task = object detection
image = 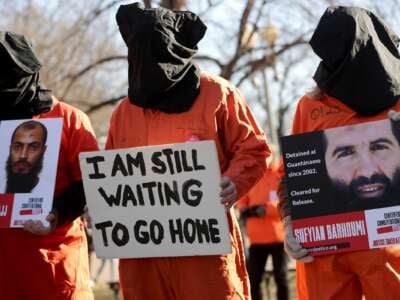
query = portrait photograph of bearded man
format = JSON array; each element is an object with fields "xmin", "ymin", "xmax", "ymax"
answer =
[
  {"xmin": 323, "ymin": 118, "xmax": 400, "ymax": 212},
  {"xmin": 5, "ymin": 120, "xmax": 47, "ymax": 193}
]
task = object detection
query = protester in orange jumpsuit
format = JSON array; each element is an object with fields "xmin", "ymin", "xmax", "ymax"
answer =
[
  {"xmin": 279, "ymin": 6, "xmax": 400, "ymax": 300},
  {"xmin": 237, "ymin": 162, "xmax": 289, "ymax": 300},
  {"xmin": 106, "ymin": 3, "xmax": 270, "ymax": 299},
  {"xmin": 0, "ymin": 31, "xmax": 98, "ymax": 299}
]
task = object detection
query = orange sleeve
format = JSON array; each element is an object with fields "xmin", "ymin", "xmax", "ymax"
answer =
[
  {"xmin": 66, "ymin": 108, "xmax": 99, "ymax": 181},
  {"xmin": 291, "ymin": 97, "xmax": 310, "ymax": 135},
  {"xmin": 217, "ymin": 87, "xmax": 270, "ymax": 199}
]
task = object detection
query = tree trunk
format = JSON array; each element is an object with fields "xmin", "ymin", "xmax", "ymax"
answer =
[{"xmin": 160, "ymin": 0, "xmax": 186, "ymax": 10}]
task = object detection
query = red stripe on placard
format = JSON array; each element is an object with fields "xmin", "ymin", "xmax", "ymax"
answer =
[
  {"xmin": 0, "ymin": 194, "xmax": 14, "ymax": 227},
  {"xmin": 377, "ymin": 226, "xmax": 394, "ymax": 234},
  {"xmin": 19, "ymin": 208, "xmax": 42, "ymax": 215},
  {"xmin": 292, "ymin": 211, "xmax": 369, "ymax": 255},
  {"xmin": 376, "ymin": 224, "xmax": 400, "ymax": 234}
]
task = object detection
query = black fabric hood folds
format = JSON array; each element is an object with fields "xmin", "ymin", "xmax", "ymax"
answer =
[
  {"xmin": 0, "ymin": 31, "xmax": 52, "ymax": 120},
  {"xmin": 310, "ymin": 6, "xmax": 400, "ymax": 115},
  {"xmin": 116, "ymin": 2, "xmax": 207, "ymax": 113}
]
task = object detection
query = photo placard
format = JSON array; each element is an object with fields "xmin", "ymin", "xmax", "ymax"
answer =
[{"xmin": 281, "ymin": 118, "xmax": 400, "ymax": 255}]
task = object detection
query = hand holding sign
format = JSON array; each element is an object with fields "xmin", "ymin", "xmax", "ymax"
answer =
[
  {"xmin": 283, "ymin": 216, "xmax": 314, "ymax": 263},
  {"xmin": 220, "ymin": 176, "xmax": 237, "ymax": 210},
  {"xmin": 23, "ymin": 211, "xmax": 58, "ymax": 235}
]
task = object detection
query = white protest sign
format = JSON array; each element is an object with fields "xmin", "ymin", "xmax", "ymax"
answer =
[{"xmin": 79, "ymin": 140, "xmax": 231, "ymax": 258}]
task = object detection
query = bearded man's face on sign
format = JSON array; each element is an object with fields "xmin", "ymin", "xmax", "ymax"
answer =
[
  {"xmin": 6, "ymin": 121, "xmax": 47, "ymax": 193},
  {"xmin": 324, "ymin": 121, "xmax": 400, "ymax": 210}
]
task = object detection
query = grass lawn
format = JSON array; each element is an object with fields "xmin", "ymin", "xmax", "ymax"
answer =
[{"xmin": 93, "ymin": 283, "xmax": 121, "ymax": 300}]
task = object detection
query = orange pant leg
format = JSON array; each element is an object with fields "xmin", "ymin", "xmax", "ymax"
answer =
[
  {"xmin": 348, "ymin": 249, "xmax": 400, "ymax": 300},
  {"xmin": 119, "ymin": 258, "xmax": 176, "ymax": 300},
  {"xmin": 296, "ymin": 249, "xmax": 400, "ymax": 300},
  {"xmin": 119, "ymin": 253, "xmax": 249, "ymax": 300},
  {"xmin": 296, "ymin": 255, "xmax": 363, "ymax": 300},
  {"xmin": 0, "ymin": 228, "xmax": 93, "ymax": 300}
]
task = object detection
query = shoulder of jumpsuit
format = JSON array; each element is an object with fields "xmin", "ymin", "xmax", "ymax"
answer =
[
  {"xmin": 33, "ymin": 97, "xmax": 65, "ymax": 125},
  {"xmin": 300, "ymin": 94, "xmax": 400, "ymax": 132},
  {"xmin": 199, "ymin": 71, "xmax": 241, "ymax": 109},
  {"xmin": 108, "ymin": 96, "xmax": 136, "ymax": 124},
  {"xmin": 292, "ymin": 93, "xmax": 358, "ymax": 134},
  {"xmin": 113, "ymin": 96, "xmax": 134, "ymax": 111},
  {"xmin": 35, "ymin": 96, "xmax": 72, "ymax": 120},
  {"xmin": 110, "ymin": 74, "xmax": 236, "ymax": 119}
]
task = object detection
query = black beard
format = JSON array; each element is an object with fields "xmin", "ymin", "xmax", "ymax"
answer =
[
  {"xmin": 331, "ymin": 168, "xmax": 400, "ymax": 211},
  {"xmin": 5, "ymin": 154, "xmax": 44, "ymax": 193}
]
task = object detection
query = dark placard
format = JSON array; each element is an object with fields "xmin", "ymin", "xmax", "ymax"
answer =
[{"xmin": 281, "ymin": 118, "xmax": 400, "ymax": 255}]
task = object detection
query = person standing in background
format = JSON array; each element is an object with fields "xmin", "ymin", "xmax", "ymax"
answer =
[{"xmin": 238, "ymin": 161, "xmax": 289, "ymax": 300}]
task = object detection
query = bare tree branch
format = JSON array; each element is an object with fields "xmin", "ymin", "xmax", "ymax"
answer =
[
  {"xmin": 236, "ymin": 0, "xmax": 255, "ymax": 52},
  {"xmin": 235, "ymin": 35, "xmax": 307, "ymax": 86},
  {"xmin": 194, "ymin": 55, "xmax": 224, "ymax": 68},
  {"xmin": 220, "ymin": 0, "xmax": 255, "ymax": 79},
  {"xmin": 61, "ymin": 0, "xmax": 126, "ymax": 44},
  {"xmin": 85, "ymin": 94, "xmax": 127, "ymax": 114},
  {"xmin": 197, "ymin": 0, "xmax": 224, "ymax": 17},
  {"xmin": 275, "ymin": 52, "xmax": 307, "ymax": 138},
  {"xmin": 143, "ymin": 0, "xmax": 153, "ymax": 8},
  {"xmin": 160, "ymin": 0, "xmax": 187, "ymax": 9},
  {"xmin": 61, "ymin": 55, "xmax": 127, "ymax": 98},
  {"xmin": 62, "ymin": 55, "xmax": 127, "ymax": 81}
]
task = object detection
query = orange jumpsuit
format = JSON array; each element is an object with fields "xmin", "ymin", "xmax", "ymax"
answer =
[
  {"xmin": 289, "ymin": 94, "xmax": 400, "ymax": 300},
  {"xmin": 0, "ymin": 98, "xmax": 98, "ymax": 300},
  {"xmin": 237, "ymin": 166, "xmax": 284, "ymax": 245},
  {"xmin": 106, "ymin": 72, "xmax": 270, "ymax": 300}
]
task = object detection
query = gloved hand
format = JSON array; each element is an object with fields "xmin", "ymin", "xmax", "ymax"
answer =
[
  {"xmin": 283, "ymin": 216, "xmax": 314, "ymax": 263},
  {"xmin": 240, "ymin": 204, "xmax": 266, "ymax": 219},
  {"xmin": 220, "ymin": 176, "xmax": 237, "ymax": 210},
  {"xmin": 23, "ymin": 211, "xmax": 58, "ymax": 235},
  {"xmin": 252, "ymin": 204, "xmax": 266, "ymax": 217}
]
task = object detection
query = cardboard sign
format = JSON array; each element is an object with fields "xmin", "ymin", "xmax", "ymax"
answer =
[
  {"xmin": 281, "ymin": 118, "xmax": 400, "ymax": 255},
  {"xmin": 0, "ymin": 118, "xmax": 63, "ymax": 227},
  {"xmin": 79, "ymin": 140, "xmax": 231, "ymax": 258}
]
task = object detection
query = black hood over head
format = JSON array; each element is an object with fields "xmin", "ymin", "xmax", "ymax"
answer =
[
  {"xmin": 310, "ymin": 6, "xmax": 400, "ymax": 115},
  {"xmin": 116, "ymin": 2, "xmax": 207, "ymax": 113},
  {"xmin": 0, "ymin": 32, "xmax": 52, "ymax": 120}
]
